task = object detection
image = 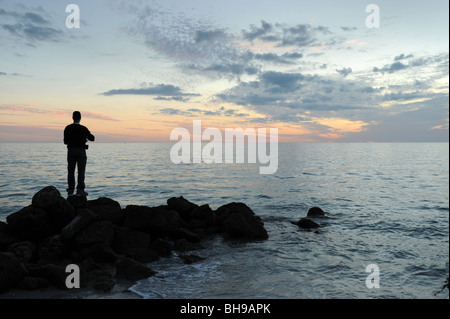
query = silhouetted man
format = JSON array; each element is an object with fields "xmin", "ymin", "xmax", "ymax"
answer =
[{"xmin": 64, "ymin": 111, "xmax": 95, "ymax": 196}]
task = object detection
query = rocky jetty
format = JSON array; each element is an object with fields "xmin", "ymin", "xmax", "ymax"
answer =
[{"xmin": 0, "ymin": 186, "xmax": 268, "ymax": 294}]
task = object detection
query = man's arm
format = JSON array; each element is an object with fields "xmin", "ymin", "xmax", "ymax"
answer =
[{"xmin": 85, "ymin": 127, "xmax": 95, "ymax": 142}]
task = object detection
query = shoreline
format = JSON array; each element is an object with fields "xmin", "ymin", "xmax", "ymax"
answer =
[{"xmin": 0, "ymin": 280, "xmax": 142, "ymax": 299}]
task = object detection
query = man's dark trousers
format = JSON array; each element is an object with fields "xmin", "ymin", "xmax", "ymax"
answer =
[{"xmin": 67, "ymin": 147, "xmax": 87, "ymax": 192}]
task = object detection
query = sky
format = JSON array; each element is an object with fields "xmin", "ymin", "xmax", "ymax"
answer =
[{"xmin": 0, "ymin": 0, "xmax": 448, "ymax": 142}]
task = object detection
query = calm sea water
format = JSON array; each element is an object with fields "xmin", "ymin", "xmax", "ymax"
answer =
[{"xmin": 0, "ymin": 142, "xmax": 448, "ymax": 298}]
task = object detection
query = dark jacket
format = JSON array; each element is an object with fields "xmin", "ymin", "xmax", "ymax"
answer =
[{"xmin": 64, "ymin": 123, "xmax": 95, "ymax": 148}]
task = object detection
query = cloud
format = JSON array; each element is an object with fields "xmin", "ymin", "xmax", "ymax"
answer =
[
  {"xmin": 340, "ymin": 26, "xmax": 357, "ymax": 31},
  {"xmin": 373, "ymin": 61, "xmax": 408, "ymax": 74},
  {"xmin": 242, "ymin": 20, "xmax": 273, "ymax": 41},
  {"xmin": 336, "ymin": 67, "xmax": 352, "ymax": 77},
  {"xmin": 194, "ymin": 29, "xmax": 228, "ymax": 43},
  {"xmin": 100, "ymin": 84, "xmax": 200, "ymax": 101},
  {"xmin": 373, "ymin": 53, "xmax": 448, "ymax": 74},
  {"xmin": 157, "ymin": 106, "xmax": 248, "ymax": 118},
  {"xmin": 0, "ymin": 8, "xmax": 63, "ymax": 43},
  {"xmin": 394, "ymin": 53, "xmax": 413, "ymax": 61}
]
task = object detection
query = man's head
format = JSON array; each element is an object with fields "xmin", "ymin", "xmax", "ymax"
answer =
[{"xmin": 72, "ymin": 111, "xmax": 81, "ymax": 123}]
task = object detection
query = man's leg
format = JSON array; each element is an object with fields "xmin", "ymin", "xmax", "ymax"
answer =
[
  {"xmin": 67, "ymin": 149, "xmax": 76, "ymax": 195},
  {"xmin": 76, "ymin": 149, "xmax": 87, "ymax": 195}
]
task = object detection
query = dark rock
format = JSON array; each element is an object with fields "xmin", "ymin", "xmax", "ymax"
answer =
[
  {"xmin": 126, "ymin": 247, "xmax": 159, "ymax": 263},
  {"xmin": 60, "ymin": 208, "xmax": 96, "ymax": 241},
  {"xmin": 124, "ymin": 205, "xmax": 180, "ymax": 237},
  {"xmin": 7, "ymin": 241, "xmax": 36, "ymax": 263},
  {"xmin": 191, "ymin": 204, "xmax": 215, "ymax": 226},
  {"xmin": 25, "ymin": 263, "xmax": 67, "ymax": 289},
  {"xmin": 295, "ymin": 218, "xmax": 320, "ymax": 229},
  {"xmin": 0, "ymin": 252, "xmax": 26, "ymax": 293},
  {"xmin": 150, "ymin": 238, "xmax": 173, "ymax": 257},
  {"xmin": 74, "ymin": 220, "xmax": 114, "ymax": 247},
  {"xmin": 88, "ymin": 197, "xmax": 121, "ymax": 209},
  {"xmin": 167, "ymin": 196, "xmax": 198, "ymax": 220},
  {"xmin": 171, "ymin": 227, "xmax": 202, "ymax": 243},
  {"xmin": 87, "ymin": 243, "xmax": 117, "ymax": 263},
  {"xmin": 88, "ymin": 205, "xmax": 124, "ymax": 225},
  {"xmin": 307, "ymin": 207, "xmax": 326, "ymax": 217},
  {"xmin": 173, "ymin": 238, "xmax": 204, "ymax": 252},
  {"xmin": 112, "ymin": 228, "xmax": 151, "ymax": 255},
  {"xmin": 90, "ymin": 265, "xmax": 116, "ymax": 292},
  {"xmin": 16, "ymin": 276, "xmax": 49, "ymax": 290},
  {"xmin": 31, "ymin": 186, "xmax": 76, "ymax": 231},
  {"xmin": 115, "ymin": 256, "xmax": 157, "ymax": 281},
  {"xmin": 188, "ymin": 219, "xmax": 208, "ymax": 229},
  {"xmin": 215, "ymin": 202, "xmax": 268, "ymax": 240},
  {"xmin": 6, "ymin": 206, "xmax": 54, "ymax": 240},
  {"xmin": 179, "ymin": 254, "xmax": 204, "ymax": 264},
  {"xmin": 66, "ymin": 195, "xmax": 88, "ymax": 209},
  {"xmin": 93, "ymin": 276, "xmax": 115, "ymax": 292},
  {"xmin": 0, "ymin": 221, "xmax": 20, "ymax": 250},
  {"xmin": 37, "ymin": 235, "xmax": 70, "ymax": 265}
]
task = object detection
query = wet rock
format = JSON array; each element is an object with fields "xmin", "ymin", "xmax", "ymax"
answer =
[
  {"xmin": 115, "ymin": 256, "xmax": 157, "ymax": 281},
  {"xmin": 215, "ymin": 202, "xmax": 268, "ymax": 240},
  {"xmin": 294, "ymin": 218, "xmax": 320, "ymax": 229},
  {"xmin": 87, "ymin": 243, "xmax": 117, "ymax": 263},
  {"xmin": 126, "ymin": 247, "xmax": 159, "ymax": 263},
  {"xmin": 171, "ymin": 227, "xmax": 202, "ymax": 243},
  {"xmin": 150, "ymin": 238, "xmax": 173, "ymax": 257},
  {"xmin": 173, "ymin": 238, "xmax": 204, "ymax": 252},
  {"xmin": 307, "ymin": 207, "xmax": 326, "ymax": 217}
]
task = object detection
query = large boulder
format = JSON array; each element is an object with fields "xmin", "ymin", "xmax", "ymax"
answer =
[
  {"xmin": 6, "ymin": 206, "xmax": 54, "ymax": 240},
  {"xmin": 0, "ymin": 253, "xmax": 26, "ymax": 293},
  {"xmin": 167, "ymin": 196, "xmax": 198, "ymax": 220},
  {"xmin": 215, "ymin": 202, "xmax": 268, "ymax": 240},
  {"xmin": 123, "ymin": 205, "xmax": 180, "ymax": 238},
  {"xmin": 31, "ymin": 186, "xmax": 76, "ymax": 231}
]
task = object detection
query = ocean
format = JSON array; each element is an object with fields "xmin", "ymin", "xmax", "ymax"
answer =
[{"xmin": 0, "ymin": 142, "xmax": 448, "ymax": 298}]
